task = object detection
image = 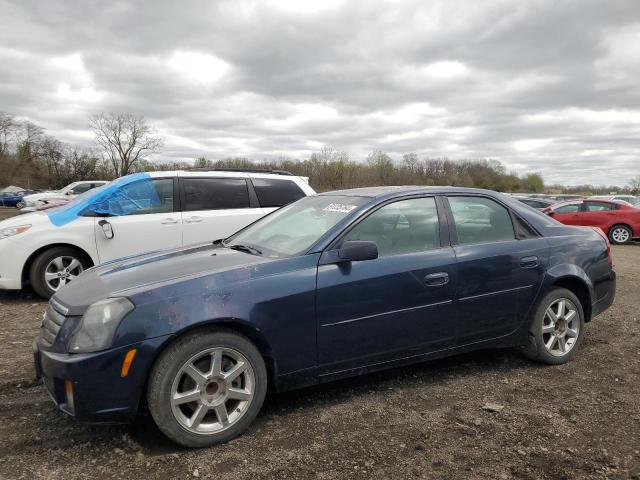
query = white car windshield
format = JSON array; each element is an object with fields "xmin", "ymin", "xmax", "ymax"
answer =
[{"xmin": 225, "ymin": 195, "xmax": 368, "ymax": 258}]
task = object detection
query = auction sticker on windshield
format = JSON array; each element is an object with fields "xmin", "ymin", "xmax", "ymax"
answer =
[{"xmin": 323, "ymin": 203, "xmax": 358, "ymax": 213}]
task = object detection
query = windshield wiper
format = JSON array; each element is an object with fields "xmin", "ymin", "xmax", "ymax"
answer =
[{"xmin": 228, "ymin": 244, "xmax": 262, "ymax": 256}]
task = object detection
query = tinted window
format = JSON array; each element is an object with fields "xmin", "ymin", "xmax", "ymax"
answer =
[
  {"xmin": 70, "ymin": 183, "xmax": 92, "ymax": 194},
  {"xmin": 343, "ymin": 197, "xmax": 440, "ymax": 256},
  {"xmin": 585, "ymin": 201, "xmax": 615, "ymax": 212},
  {"xmin": 92, "ymin": 178, "xmax": 174, "ymax": 216},
  {"xmin": 449, "ymin": 196, "xmax": 515, "ymax": 245},
  {"xmin": 554, "ymin": 203, "xmax": 581, "ymax": 213},
  {"xmin": 251, "ymin": 178, "xmax": 305, "ymax": 208},
  {"xmin": 183, "ymin": 178, "xmax": 250, "ymax": 211}
]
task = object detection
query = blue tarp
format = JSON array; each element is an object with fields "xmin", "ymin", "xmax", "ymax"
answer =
[{"xmin": 47, "ymin": 172, "xmax": 158, "ymax": 227}]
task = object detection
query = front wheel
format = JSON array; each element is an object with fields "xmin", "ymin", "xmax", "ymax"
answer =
[
  {"xmin": 29, "ymin": 247, "xmax": 90, "ymax": 299},
  {"xmin": 523, "ymin": 288, "xmax": 584, "ymax": 365},
  {"xmin": 147, "ymin": 329, "xmax": 267, "ymax": 448},
  {"xmin": 609, "ymin": 225, "xmax": 632, "ymax": 245}
]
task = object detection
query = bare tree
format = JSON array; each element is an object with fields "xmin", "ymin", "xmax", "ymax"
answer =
[
  {"xmin": 0, "ymin": 112, "xmax": 16, "ymax": 156},
  {"xmin": 630, "ymin": 175, "xmax": 640, "ymax": 195},
  {"xmin": 89, "ymin": 113, "xmax": 163, "ymax": 177}
]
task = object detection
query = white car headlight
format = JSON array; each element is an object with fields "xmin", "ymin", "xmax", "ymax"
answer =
[
  {"xmin": 68, "ymin": 297, "xmax": 135, "ymax": 353},
  {"xmin": 0, "ymin": 224, "xmax": 31, "ymax": 239}
]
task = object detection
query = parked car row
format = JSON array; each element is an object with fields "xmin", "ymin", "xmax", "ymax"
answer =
[{"xmin": 19, "ymin": 181, "xmax": 108, "ymax": 211}]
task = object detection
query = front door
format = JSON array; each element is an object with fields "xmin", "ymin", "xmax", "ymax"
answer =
[
  {"xmin": 551, "ymin": 201, "xmax": 584, "ymax": 226},
  {"xmin": 94, "ymin": 177, "xmax": 182, "ymax": 263},
  {"xmin": 316, "ymin": 196, "xmax": 456, "ymax": 370},
  {"xmin": 180, "ymin": 177, "xmax": 264, "ymax": 246},
  {"xmin": 446, "ymin": 195, "xmax": 547, "ymax": 343}
]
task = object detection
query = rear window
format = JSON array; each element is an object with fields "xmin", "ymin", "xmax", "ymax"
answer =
[
  {"xmin": 585, "ymin": 201, "xmax": 615, "ymax": 212},
  {"xmin": 183, "ymin": 178, "xmax": 250, "ymax": 211},
  {"xmin": 449, "ymin": 196, "xmax": 515, "ymax": 245},
  {"xmin": 251, "ymin": 178, "xmax": 306, "ymax": 208}
]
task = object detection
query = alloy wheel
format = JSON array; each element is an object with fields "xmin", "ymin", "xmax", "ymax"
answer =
[
  {"xmin": 611, "ymin": 227, "xmax": 630, "ymax": 244},
  {"xmin": 44, "ymin": 256, "xmax": 84, "ymax": 291},
  {"xmin": 541, "ymin": 298, "xmax": 580, "ymax": 357},
  {"xmin": 170, "ymin": 347, "xmax": 255, "ymax": 435}
]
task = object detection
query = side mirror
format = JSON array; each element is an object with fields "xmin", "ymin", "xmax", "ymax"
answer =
[
  {"xmin": 338, "ymin": 240, "xmax": 378, "ymax": 262},
  {"xmin": 98, "ymin": 219, "xmax": 114, "ymax": 239}
]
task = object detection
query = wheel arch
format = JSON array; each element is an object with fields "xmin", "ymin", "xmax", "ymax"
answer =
[
  {"xmin": 549, "ymin": 276, "xmax": 592, "ymax": 322},
  {"xmin": 21, "ymin": 243, "xmax": 95, "ymax": 285},
  {"xmin": 137, "ymin": 319, "xmax": 277, "ymax": 415},
  {"xmin": 608, "ymin": 223, "xmax": 633, "ymax": 237}
]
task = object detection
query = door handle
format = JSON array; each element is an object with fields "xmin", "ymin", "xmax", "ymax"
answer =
[
  {"xmin": 161, "ymin": 217, "xmax": 179, "ymax": 224},
  {"xmin": 520, "ymin": 256, "xmax": 539, "ymax": 268},
  {"xmin": 424, "ymin": 272, "xmax": 449, "ymax": 286},
  {"xmin": 184, "ymin": 216, "xmax": 203, "ymax": 224}
]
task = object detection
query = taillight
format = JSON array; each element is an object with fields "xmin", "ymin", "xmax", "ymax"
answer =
[{"xmin": 592, "ymin": 227, "xmax": 613, "ymax": 267}]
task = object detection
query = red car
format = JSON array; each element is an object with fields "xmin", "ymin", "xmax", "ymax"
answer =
[{"xmin": 543, "ymin": 199, "xmax": 640, "ymax": 244}]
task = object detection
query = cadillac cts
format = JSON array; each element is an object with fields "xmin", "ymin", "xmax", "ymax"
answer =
[{"xmin": 33, "ymin": 187, "xmax": 616, "ymax": 447}]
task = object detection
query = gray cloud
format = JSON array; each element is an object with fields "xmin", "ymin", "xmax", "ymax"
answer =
[{"xmin": 1, "ymin": 0, "xmax": 640, "ymax": 185}]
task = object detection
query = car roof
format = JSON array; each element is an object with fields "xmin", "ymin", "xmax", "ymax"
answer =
[{"xmin": 318, "ymin": 185, "xmax": 497, "ymax": 198}]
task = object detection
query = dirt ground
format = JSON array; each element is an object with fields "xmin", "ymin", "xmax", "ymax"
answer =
[{"xmin": 0, "ymin": 206, "xmax": 638, "ymax": 479}]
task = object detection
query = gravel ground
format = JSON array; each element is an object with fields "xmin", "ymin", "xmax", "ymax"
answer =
[{"xmin": 0, "ymin": 206, "xmax": 639, "ymax": 479}]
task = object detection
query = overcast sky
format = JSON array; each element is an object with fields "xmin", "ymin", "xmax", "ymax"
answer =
[{"xmin": 1, "ymin": 0, "xmax": 639, "ymax": 186}]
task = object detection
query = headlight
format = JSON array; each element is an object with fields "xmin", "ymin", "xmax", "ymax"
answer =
[
  {"xmin": 0, "ymin": 224, "xmax": 31, "ymax": 239},
  {"xmin": 68, "ymin": 297, "xmax": 134, "ymax": 353}
]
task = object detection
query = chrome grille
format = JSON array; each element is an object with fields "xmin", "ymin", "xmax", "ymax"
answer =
[{"xmin": 40, "ymin": 303, "xmax": 67, "ymax": 346}]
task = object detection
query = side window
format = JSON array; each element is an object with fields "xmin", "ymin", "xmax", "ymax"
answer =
[
  {"xmin": 585, "ymin": 201, "xmax": 614, "ymax": 212},
  {"xmin": 449, "ymin": 196, "xmax": 515, "ymax": 245},
  {"xmin": 343, "ymin": 197, "xmax": 440, "ymax": 256},
  {"xmin": 183, "ymin": 178, "xmax": 250, "ymax": 211},
  {"xmin": 251, "ymin": 178, "xmax": 306, "ymax": 208},
  {"xmin": 92, "ymin": 178, "xmax": 174, "ymax": 216},
  {"xmin": 554, "ymin": 203, "xmax": 581, "ymax": 213},
  {"xmin": 70, "ymin": 183, "xmax": 92, "ymax": 194}
]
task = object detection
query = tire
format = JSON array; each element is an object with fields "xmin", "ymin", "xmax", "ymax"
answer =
[
  {"xmin": 29, "ymin": 246, "xmax": 91, "ymax": 299},
  {"xmin": 608, "ymin": 224, "xmax": 632, "ymax": 245},
  {"xmin": 16, "ymin": 201, "xmax": 25, "ymax": 209},
  {"xmin": 147, "ymin": 329, "xmax": 267, "ymax": 448},
  {"xmin": 523, "ymin": 288, "xmax": 585, "ymax": 365}
]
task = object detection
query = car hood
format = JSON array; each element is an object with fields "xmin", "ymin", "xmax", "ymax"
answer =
[
  {"xmin": 53, "ymin": 243, "xmax": 273, "ymax": 315},
  {"xmin": 0, "ymin": 210, "xmax": 52, "ymax": 229}
]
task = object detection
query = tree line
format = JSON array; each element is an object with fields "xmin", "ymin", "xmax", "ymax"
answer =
[{"xmin": 3, "ymin": 109, "xmax": 634, "ymax": 195}]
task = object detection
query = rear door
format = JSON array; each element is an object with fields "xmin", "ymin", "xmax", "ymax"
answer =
[
  {"xmin": 445, "ymin": 195, "xmax": 547, "ymax": 343},
  {"xmin": 179, "ymin": 174, "xmax": 264, "ymax": 245},
  {"xmin": 94, "ymin": 177, "xmax": 182, "ymax": 262},
  {"xmin": 580, "ymin": 201, "xmax": 617, "ymax": 230}
]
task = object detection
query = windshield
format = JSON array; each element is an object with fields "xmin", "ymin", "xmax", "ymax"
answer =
[{"xmin": 225, "ymin": 195, "xmax": 368, "ymax": 258}]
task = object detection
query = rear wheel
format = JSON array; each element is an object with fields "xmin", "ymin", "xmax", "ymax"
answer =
[
  {"xmin": 524, "ymin": 288, "xmax": 584, "ymax": 365},
  {"xmin": 608, "ymin": 225, "xmax": 632, "ymax": 245},
  {"xmin": 29, "ymin": 247, "xmax": 90, "ymax": 299},
  {"xmin": 147, "ymin": 329, "xmax": 267, "ymax": 448}
]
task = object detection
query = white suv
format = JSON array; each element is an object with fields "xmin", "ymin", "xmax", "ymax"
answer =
[
  {"xmin": 0, "ymin": 169, "xmax": 315, "ymax": 298},
  {"xmin": 20, "ymin": 180, "xmax": 108, "ymax": 211}
]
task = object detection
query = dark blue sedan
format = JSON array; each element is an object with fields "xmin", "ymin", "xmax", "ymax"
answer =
[
  {"xmin": 33, "ymin": 187, "xmax": 616, "ymax": 447},
  {"xmin": 0, "ymin": 190, "xmax": 35, "ymax": 207}
]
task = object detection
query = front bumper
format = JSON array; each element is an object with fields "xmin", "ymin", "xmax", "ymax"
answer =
[
  {"xmin": 33, "ymin": 335, "xmax": 169, "ymax": 423},
  {"xmin": 0, "ymin": 236, "xmax": 31, "ymax": 290}
]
